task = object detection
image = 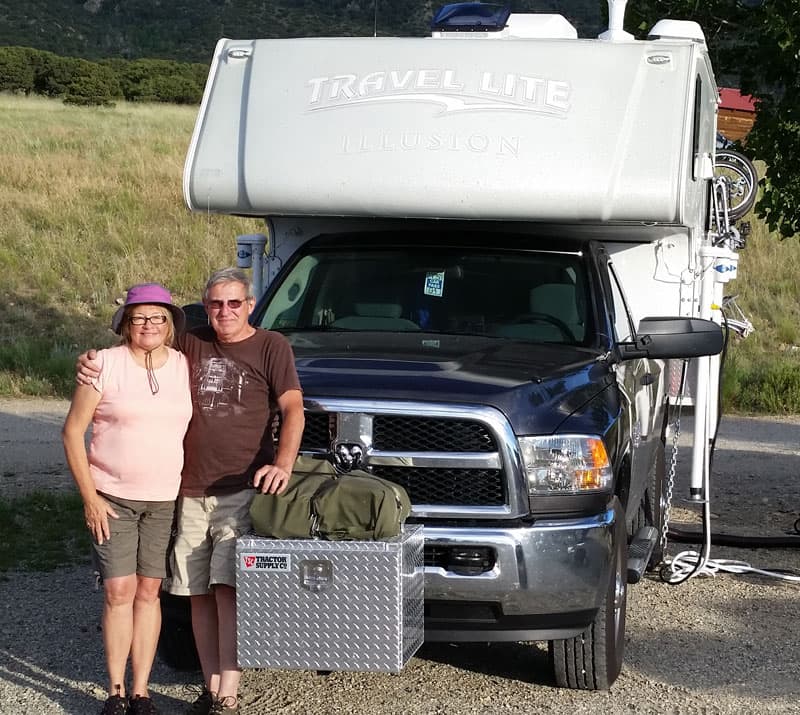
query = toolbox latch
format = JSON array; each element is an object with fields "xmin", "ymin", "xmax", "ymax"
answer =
[{"xmin": 300, "ymin": 559, "xmax": 333, "ymax": 592}]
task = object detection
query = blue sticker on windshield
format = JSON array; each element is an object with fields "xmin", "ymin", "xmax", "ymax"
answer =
[{"xmin": 424, "ymin": 271, "xmax": 445, "ymax": 297}]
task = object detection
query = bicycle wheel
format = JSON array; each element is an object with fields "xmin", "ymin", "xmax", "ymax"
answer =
[{"xmin": 714, "ymin": 149, "xmax": 757, "ymax": 220}]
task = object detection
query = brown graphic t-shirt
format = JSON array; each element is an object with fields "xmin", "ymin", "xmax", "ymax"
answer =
[{"xmin": 176, "ymin": 327, "xmax": 302, "ymax": 496}]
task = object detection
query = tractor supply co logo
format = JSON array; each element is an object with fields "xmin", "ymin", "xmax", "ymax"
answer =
[
  {"xmin": 307, "ymin": 69, "xmax": 571, "ymax": 117},
  {"xmin": 240, "ymin": 553, "xmax": 291, "ymax": 572}
]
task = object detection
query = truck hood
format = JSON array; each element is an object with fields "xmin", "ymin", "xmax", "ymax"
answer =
[{"xmin": 286, "ymin": 331, "xmax": 615, "ymax": 435}]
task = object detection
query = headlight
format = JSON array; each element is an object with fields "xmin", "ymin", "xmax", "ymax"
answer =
[{"xmin": 518, "ymin": 435, "xmax": 612, "ymax": 495}]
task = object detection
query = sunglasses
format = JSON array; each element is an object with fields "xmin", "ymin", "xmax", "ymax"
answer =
[{"xmin": 205, "ymin": 298, "xmax": 250, "ymax": 311}]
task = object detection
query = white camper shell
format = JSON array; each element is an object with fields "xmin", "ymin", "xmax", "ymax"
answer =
[{"xmin": 185, "ymin": 31, "xmax": 717, "ymax": 227}]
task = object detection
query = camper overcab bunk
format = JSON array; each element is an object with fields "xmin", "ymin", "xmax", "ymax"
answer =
[{"xmin": 172, "ymin": 0, "xmax": 734, "ymax": 689}]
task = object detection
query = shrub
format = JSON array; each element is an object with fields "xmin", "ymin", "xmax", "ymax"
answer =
[
  {"xmin": 0, "ymin": 47, "xmax": 38, "ymax": 94},
  {"xmin": 114, "ymin": 58, "xmax": 204, "ymax": 104},
  {"xmin": 33, "ymin": 53, "xmax": 80, "ymax": 97},
  {"xmin": 63, "ymin": 60, "xmax": 122, "ymax": 107},
  {"xmin": 1, "ymin": 48, "xmax": 206, "ymax": 105}
]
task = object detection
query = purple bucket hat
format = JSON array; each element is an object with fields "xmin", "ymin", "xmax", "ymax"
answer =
[{"xmin": 111, "ymin": 283, "xmax": 186, "ymax": 335}]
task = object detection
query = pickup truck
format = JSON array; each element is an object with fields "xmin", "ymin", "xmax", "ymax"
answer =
[{"xmin": 256, "ymin": 227, "xmax": 722, "ymax": 688}]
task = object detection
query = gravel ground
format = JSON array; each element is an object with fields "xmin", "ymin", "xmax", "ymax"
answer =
[{"xmin": 1, "ymin": 397, "xmax": 799, "ymax": 714}]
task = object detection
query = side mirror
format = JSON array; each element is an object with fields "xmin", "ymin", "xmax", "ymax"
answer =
[
  {"xmin": 620, "ymin": 317, "xmax": 724, "ymax": 360},
  {"xmin": 182, "ymin": 302, "xmax": 208, "ymax": 331}
]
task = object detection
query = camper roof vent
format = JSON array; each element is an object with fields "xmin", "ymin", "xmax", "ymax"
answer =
[
  {"xmin": 430, "ymin": 3, "xmax": 511, "ymax": 33},
  {"xmin": 648, "ymin": 19, "xmax": 707, "ymax": 46},
  {"xmin": 431, "ymin": 2, "xmax": 577, "ymax": 40}
]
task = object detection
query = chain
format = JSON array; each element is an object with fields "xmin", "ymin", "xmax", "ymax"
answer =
[{"xmin": 661, "ymin": 362, "xmax": 686, "ymax": 555}]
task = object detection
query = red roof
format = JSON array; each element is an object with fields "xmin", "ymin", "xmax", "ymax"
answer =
[{"xmin": 719, "ymin": 87, "xmax": 756, "ymax": 113}]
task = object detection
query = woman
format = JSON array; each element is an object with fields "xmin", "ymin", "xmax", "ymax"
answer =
[{"xmin": 63, "ymin": 283, "xmax": 193, "ymax": 715}]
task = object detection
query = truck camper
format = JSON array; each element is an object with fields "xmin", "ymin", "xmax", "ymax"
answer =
[{"xmin": 169, "ymin": 0, "xmax": 741, "ymax": 690}]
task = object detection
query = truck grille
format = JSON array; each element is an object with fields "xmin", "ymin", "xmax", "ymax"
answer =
[
  {"xmin": 300, "ymin": 413, "xmax": 498, "ymax": 456},
  {"xmin": 285, "ymin": 408, "xmax": 510, "ymax": 511},
  {"xmin": 300, "ymin": 412, "xmax": 330, "ymax": 451},
  {"xmin": 371, "ymin": 466, "xmax": 504, "ymax": 506},
  {"xmin": 373, "ymin": 416, "xmax": 496, "ymax": 452}
]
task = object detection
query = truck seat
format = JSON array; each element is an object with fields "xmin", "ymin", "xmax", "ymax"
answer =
[
  {"xmin": 331, "ymin": 303, "xmax": 420, "ymax": 331},
  {"xmin": 529, "ymin": 283, "xmax": 584, "ymax": 339},
  {"xmin": 492, "ymin": 283, "xmax": 584, "ymax": 342}
]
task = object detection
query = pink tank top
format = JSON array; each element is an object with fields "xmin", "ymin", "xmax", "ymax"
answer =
[{"xmin": 89, "ymin": 345, "xmax": 192, "ymax": 501}]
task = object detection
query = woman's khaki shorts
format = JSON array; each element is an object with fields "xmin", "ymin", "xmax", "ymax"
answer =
[
  {"xmin": 166, "ymin": 490, "xmax": 253, "ymax": 596},
  {"xmin": 92, "ymin": 492, "xmax": 176, "ymax": 580}
]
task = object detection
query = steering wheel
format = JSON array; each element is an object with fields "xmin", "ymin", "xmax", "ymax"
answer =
[{"xmin": 510, "ymin": 312, "xmax": 576, "ymax": 342}]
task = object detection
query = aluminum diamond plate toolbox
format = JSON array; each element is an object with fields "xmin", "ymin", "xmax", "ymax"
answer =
[{"xmin": 236, "ymin": 525, "xmax": 424, "ymax": 673}]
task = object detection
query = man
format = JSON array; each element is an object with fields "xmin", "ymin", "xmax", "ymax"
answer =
[{"xmin": 80, "ymin": 268, "xmax": 304, "ymax": 715}]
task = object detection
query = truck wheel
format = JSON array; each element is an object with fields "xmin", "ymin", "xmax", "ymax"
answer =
[
  {"xmin": 548, "ymin": 498, "xmax": 627, "ymax": 690},
  {"xmin": 158, "ymin": 593, "xmax": 200, "ymax": 671}
]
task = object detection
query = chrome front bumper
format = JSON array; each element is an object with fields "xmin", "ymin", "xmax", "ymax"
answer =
[{"xmin": 422, "ymin": 507, "xmax": 616, "ymax": 641}]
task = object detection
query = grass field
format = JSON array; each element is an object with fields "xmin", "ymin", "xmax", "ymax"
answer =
[
  {"xmin": 2, "ymin": 93, "xmax": 800, "ymax": 410},
  {"xmin": 0, "ymin": 491, "xmax": 91, "ymax": 571},
  {"xmin": 0, "ymin": 94, "xmax": 261, "ymax": 395}
]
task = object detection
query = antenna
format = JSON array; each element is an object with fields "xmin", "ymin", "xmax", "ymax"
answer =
[
  {"xmin": 373, "ymin": 0, "xmax": 378, "ymax": 37},
  {"xmin": 599, "ymin": 0, "xmax": 633, "ymax": 41}
]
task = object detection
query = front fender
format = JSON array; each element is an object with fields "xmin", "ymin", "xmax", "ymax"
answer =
[{"xmin": 555, "ymin": 384, "xmax": 629, "ymax": 477}]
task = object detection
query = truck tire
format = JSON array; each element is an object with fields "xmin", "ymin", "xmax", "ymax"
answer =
[
  {"xmin": 158, "ymin": 593, "xmax": 200, "ymax": 671},
  {"xmin": 548, "ymin": 498, "xmax": 627, "ymax": 690}
]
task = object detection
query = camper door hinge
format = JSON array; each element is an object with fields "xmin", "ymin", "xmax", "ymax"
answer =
[{"xmin": 694, "ymin": 152, "xmax": 714, "ymax": 180}]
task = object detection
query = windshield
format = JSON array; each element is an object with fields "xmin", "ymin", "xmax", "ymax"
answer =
[{"xmin": 258, "ymin": 243, "xmax": 592, "ymax": 346}]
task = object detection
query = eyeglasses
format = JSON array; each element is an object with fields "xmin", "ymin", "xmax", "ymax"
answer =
[
  {"xmin": 129, "ymin": 314, "xmax": 168, "ymax": 326},
  {"xmin": 205, "ymin": 298, "xmax": 249, "ymax": 311}
]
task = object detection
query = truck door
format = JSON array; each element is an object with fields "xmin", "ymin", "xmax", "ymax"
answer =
[{"xmin": 605, "ymin": 259, "xmax": 660, "ymax": 513}]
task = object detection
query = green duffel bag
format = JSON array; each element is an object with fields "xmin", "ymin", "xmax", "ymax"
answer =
[
  {"xmin": 249, "ymin": 470, "xmax": 333, "ymax": 539},
  {"xmin": 249, "ymin": 458, "xmax": 412, "ymax": 541},
  {"xmin": 312, "ymin": 471, "xmax": 412, "ymax": 541}
]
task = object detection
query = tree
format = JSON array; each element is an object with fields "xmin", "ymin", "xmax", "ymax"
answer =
[
  {"xmin": 631, "ymin": 1, "xmax": 800, "ymax": 238},
  {"xmin": 733, "ymin": 2, "xmax": 800, "ymax": 238},
  {"xmin": 113, "ymin": 59, "xmax": 204, "ymax": 103},
  {"xmin": 0, "ymin": 47, "xmax": 37, "ymax": 94},
  {"xmin": 32, "ymin": 53, "xmax": 80, "ymax": 97},
  {"xmin": 63, "ymin": 61, "xmax": 122, "ymax": 107}
]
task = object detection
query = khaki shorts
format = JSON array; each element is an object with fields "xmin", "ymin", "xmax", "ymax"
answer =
[
  {"xmin": 92, "ymin": 492, "xmax": 176, "ymax": 580},
  {"xmin": 166, "ymin": 490, "xmax": 253, "ymax": 595}
]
